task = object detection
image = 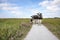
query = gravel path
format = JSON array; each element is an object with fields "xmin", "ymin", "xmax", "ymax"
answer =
[{"xmin": 24, "ymin": 24, "xmax": 59, "ymax": 40}]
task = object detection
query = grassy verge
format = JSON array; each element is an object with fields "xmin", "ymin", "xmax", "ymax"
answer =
[
  {"xmin": 42, "ymin": 18, "xmax": 60, "ymax": 39},
  {"xmin": 0, "ymin": 18, "xmax": 32, "ymax": 40}
]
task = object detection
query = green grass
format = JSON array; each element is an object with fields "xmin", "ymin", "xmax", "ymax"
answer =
[
  {"xmin": 42, "ymin": 18, "xmax": 60, "ymax": 39},
  {"xmin": 0, "ymin": 18, "xmax": 60, "ymax": 40},
  {"xmin": 0, "ymin": 18, "xmax": 32, "ymax": 40}
]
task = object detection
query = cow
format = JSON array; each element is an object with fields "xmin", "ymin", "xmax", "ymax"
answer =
[{"xmin": 31, "ymin": 12, "xmax": 43, "ymax": 24}]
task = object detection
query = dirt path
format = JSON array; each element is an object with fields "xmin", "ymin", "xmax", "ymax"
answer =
[{"xmin": 24, "ymin": 24, "xmax": 59, "ymax": 40}]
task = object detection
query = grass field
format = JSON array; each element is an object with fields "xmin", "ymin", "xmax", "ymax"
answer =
[
  {"xmin": 0, "ymin": 18, "xmax": 32, "ymax": 40},
  {"xmin": 42, "ymin": 18, "xmax": 60, "ymax": 39},
  {"xmin": 0, "ymin": 18, "xmax": 60, "ymax": 40}
]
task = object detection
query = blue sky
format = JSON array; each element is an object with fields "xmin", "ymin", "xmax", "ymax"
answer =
[{"xmin": 0, "ymin": 0, "xmax": 60, "ymax": 18}]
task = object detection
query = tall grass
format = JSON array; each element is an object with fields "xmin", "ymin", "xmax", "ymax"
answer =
[{"xmin": 0, "ymin": 18, "xmax": 31, "ymax": 40}]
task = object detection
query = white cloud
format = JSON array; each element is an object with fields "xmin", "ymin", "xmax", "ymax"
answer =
[
  {"xmin": 32, "ymin": 9, "xmax": 40, "ymax": 14},
  {"xmin": 0, "ymin": 3, "xmax": 16, "ymax": 7},
  {"xmin": 0, "ymin": 3, "xmax": 20, "ymax": 11},
  {"xmin": 38, "ymin": 0, "xmax": 60, "ymax": 18},
  {"xmin": 0, "ymin": 3, "xmax": 23, "ymax": 17},
  {"xmin": 39, "ymin": 1, "xmax": 49, "ymax": 7},
  {"xmin": 29, "ymin": 8, "xmax": 40, "ymax": 15},
  {"xmin": 0, "ymin": 0, "xmax": 7, "ymax": 3},
  {"xmin": 0, "ymin": 3, "xmax": 31, "ymax": 18},
  {"xmin": 39, "ymin": 0, "xmax": 60, "ymax": 13}
]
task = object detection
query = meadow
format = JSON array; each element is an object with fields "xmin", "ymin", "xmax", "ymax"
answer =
[
  {"xmin": 0, "ymin": 18, "xmax": 32, "ymax": 40},
  {"xmin": 42, "ymin": 18, "xmax": 60, "ymax": 39},
  {"xmin": 0, "ymin": 18, "xmax": 60, "ymax": 40}
]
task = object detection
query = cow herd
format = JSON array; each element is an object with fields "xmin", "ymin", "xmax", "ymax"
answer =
[{"xmin": 31, "ymin": 12, "xmax": 43, "ymax": 24}]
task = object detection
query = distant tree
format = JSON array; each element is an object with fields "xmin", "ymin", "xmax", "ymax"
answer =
[{"xmin": 54, "ymin": 17, "xmax": 60, "ymax": 19}]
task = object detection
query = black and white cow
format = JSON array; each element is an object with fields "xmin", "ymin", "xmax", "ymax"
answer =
[{"xmin": 31, "ymin": 12, "xmax": 43, "ymax": 24}]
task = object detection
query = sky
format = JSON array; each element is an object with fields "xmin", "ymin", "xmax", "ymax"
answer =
[{"xmin": 0, "ymin": 0, "xmax": 60, "ymax": 18}]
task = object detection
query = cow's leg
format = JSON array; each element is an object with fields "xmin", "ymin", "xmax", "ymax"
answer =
[
  {"xmin": 37, "ymin": 19, "xmax": 41, "ymax": 24},
  {"xmin": 40, "ymin": 19, "xmax": 42, "ymax": 24},
  {"xmin": 36, "ymin": 19, "xmax": 39, "ymax": 24},
  {"xmin": 35, "ymin": 19, "xmax": 38, "ymax": 24},
  {"xmin": 32, "ymin": 19, "xmax": 34, "ymax": 24},
  {"xmin": 33, "ymin": 19, "xmax": 36, "ymax": 24},
  {"xmin": 35, "ymin": 19, "xmax": 36, "ymax": 24},
  {"xmin": 30, "ymin": 19, "xmax": 33, "ymax": 23}
]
